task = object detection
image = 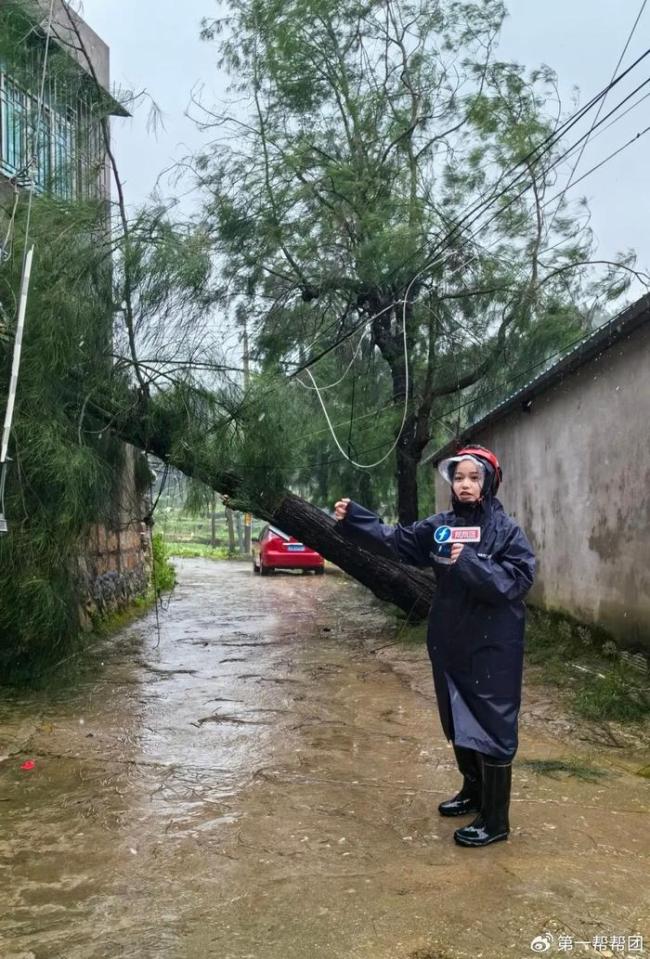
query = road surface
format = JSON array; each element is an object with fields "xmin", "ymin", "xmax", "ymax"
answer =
[{"xmin": 1, "ymin": 560, "xmax": 648, "ymax": 959}]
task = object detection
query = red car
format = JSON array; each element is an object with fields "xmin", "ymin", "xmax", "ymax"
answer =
[{"xmin": 252, "ymin": 525, "xmax": 325, "ymax": 576}]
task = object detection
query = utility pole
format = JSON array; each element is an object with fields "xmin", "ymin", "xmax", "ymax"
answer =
[
  {"xmin": 210, "ymin": 491, "xmax": 217, "ymax": 548},
  {"xmin": 0, "ymin": 245, "xmax": 34, "ymax": 535},
  {"xmin": 235, "ymin": 510, "xmax": 244, "ymax": 553},
  {"xmin": 241, "ymin": 309, "xmax": 252, "ymax": 556},
  {"xmin": 225, "ymin": 504, "xmax": 236, "ymax": 555}
]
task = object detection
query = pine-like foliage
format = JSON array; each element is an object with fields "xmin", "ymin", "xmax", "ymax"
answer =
[
  {"xmin": 196, "ymin": 0, "xmax": 642, "ymax": 522},
  {"xmin": 0, "ymin": 198, "xmax": 129, "ymax": 679}
]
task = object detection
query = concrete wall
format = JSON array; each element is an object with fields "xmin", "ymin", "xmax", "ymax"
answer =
[
  {"xmin": 32, "ymin": 0, "xmax": 110, "ymax": 89},
  {"xmin": 435, "ymin": 320, "xmax": 650, "ymax": 652}
]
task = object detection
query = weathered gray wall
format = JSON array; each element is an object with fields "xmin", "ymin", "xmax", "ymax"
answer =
[{"xmin": 435, "ymin": 320, "xmax": 650, "ymax": 651}]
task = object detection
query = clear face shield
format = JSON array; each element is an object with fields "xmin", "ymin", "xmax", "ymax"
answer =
[{"xmin": 437, "ymin": 454, "xmax": 486, "ymax": 489}]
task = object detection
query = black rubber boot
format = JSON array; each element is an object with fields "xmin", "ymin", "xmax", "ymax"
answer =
[
  {"xmin": 438, "ymin": 745, "xmax": 482, "ymax": 817},
  {"xmin": 454, "ymin": 759, "xmax": 511, "ymax": 847}
]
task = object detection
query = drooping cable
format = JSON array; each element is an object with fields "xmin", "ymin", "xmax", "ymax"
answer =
[
  {"xmin": 293, "ymin": 77, "xmax": 650, "ymax": 471},
  {"xmin": 220, "ymin": 48, "xmax": 650, "ymax": 453},
  {"xmin": 297, "ymin": 327, "xmax": 366, "ymax": 392},
  {"xmin": 175, "ymin": 47, "xmax": 650, "ymax": 477},
  {"xmin": 300, "ymin": 295, "xmax": 410, "ymax": 469}
]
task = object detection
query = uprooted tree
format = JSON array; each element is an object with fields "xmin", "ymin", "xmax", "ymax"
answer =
[
  {"xmin": 1, "ymin": 0, "xmax": 647, "ymax": 677},
  {"xmin": 0, "ymin": 188, "xmax": 434, "ymax": 679}
]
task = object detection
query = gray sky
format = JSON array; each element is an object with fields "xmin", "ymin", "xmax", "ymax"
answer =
[{"xmin": 80, "ymin": 0, "xmax": 650, "ymax": 274}]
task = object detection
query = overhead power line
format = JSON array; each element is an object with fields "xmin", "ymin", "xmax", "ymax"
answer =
[
  {"xmin": 177, "ymin": 46, "xmax": 650, "ymax": 474},
  {"xmin": 286, "ymin": 55, "xmax": 650, "ymax": 377},
  {"xmin": 546, "ymin": 0, "xmax": 649, "ymax": 234},
  {"xmin": 398, "ymin": 47, "xmax": 650, "ymax": 286},
  {"xmin": 416, "ymin": 66, "xmax": 650, "ymax": 283},
  {"xmin": 544, "ymin": 122, "xmax": 650, "ymax": 208}
]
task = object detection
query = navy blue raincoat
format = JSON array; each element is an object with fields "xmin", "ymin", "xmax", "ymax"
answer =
[{"xmin": 340, "ymin": 488, "xmax": 535, "ymax": 760}]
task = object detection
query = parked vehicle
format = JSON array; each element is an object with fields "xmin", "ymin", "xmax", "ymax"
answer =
[{"xmin": 252, "ymin": 525, "xmax": 325, "ymax": 576}]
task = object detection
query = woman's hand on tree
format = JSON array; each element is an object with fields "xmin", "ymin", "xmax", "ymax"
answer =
[{"xmin": 334, "ymin": 499, "xmax": 351, "ymax": 521}]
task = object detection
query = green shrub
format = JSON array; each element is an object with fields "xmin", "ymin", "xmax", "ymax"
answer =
[
  {"xmin": 152, "ymin": 533, "xmax": 176, "ymax": 594},
  {"xmin": 166, "ymin": 541, "xmax": 244, "ymax": 560}
]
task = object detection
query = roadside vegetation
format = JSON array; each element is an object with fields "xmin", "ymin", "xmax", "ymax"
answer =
[
  {"xmin": 151, "ymin": 479, "xmax": 266, "ymax": 560},
  {"xmin": 525, "ymin": 609, "xmax": 650, "ymax": 724},
  {"xmin": 151, "ymin": 533, "xmax": 177, "ymax": 593},
  {"xmin": 166, "ymin": 543, "xmax": 239, "ymax": 560}
]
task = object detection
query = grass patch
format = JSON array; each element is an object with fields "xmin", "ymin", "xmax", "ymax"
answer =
[
  {"xmin": 92, "ymin": 592, "xmax": 156, "ymax": 638},
  {"xmin": 167, "ymin": 541, "xmax": 246, "ymax": 560},
  {"xmin": 526, "ymin": 608, "xmax": 650, "ymax": 724},
  {"xmin": 393, "ymin": 620, "xmax": 428, "ymax": 646},
  {"xmin": 573, "ymin": 670, "xmax": 649, "ymax": 723},
  {"xmin": 373, "ymin": 597, "xmax": 428, "ymax": 644}
]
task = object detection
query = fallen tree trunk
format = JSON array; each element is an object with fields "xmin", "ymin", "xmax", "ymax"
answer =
[
  {"xmin": 270, "ymin": 491, "xmax": 434, "ymax": 619},
  {"xmin": 111, "ymin": 415, "xmax": 435, "ymax": 620},
  {"xmin": 91, "ymin": 392, "xmax": 434, "ymax": 619}
]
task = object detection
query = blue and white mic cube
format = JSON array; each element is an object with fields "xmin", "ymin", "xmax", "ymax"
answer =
[{"xmin": 433, "ymin": 525, "xmax": 481, "ymax": 561}]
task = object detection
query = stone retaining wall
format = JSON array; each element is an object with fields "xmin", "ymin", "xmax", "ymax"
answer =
[{"xmin": 78, "ymin": 445, "xmax": 151, "ymax": 628}]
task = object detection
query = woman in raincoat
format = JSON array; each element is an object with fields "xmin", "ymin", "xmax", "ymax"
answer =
[{"xmin": 334, "ymin": 446, "xmax": 535, "ymax": 847}]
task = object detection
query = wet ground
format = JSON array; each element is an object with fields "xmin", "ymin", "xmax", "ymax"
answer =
[{"xmin": 1, "ymin": 560, "xmax": 649, "ymax": 959}]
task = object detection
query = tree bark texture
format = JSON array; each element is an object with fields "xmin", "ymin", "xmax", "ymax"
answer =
[
  {"xmin": 395, "ymin": 425, "xmax": 420, "ymax": 526},
  {"xmin": 370, "ymin": 298, "xmax": 423, "ymax": 525},
  {"xmin": 225, "ymin": 507, "xmax": 236, "ymax": 553},
  {"xmin": 271, "ymin": 492, "xmax": 434, "ymax": 619}
]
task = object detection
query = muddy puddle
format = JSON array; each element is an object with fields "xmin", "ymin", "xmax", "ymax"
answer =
[{"xmin": 1, "ymin": 560, "xmax": 648, "ymax": 959}]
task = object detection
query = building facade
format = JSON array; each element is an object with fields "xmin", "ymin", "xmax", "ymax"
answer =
[
  {"xmin": 0, "ymin": 0, "xmax": 150, "ymax": 624},
  {"xmin": 0, "ymin": 0, "xmax": 127, "ymax": 202}
]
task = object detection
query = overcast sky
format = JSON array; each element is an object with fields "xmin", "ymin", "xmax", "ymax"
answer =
[{"xmin": 80, "ymin": 0, "xmax": 650, "ymax": 274}]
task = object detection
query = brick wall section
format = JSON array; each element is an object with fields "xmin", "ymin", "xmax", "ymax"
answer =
[{"xmin": 78, "ymin": 445, "xmax": 151, "ymax": 627}]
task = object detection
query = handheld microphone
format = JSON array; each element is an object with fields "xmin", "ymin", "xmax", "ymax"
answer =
[{"xmin": 433, "ymin": 525, "xmax": 481, "ymax": 563}]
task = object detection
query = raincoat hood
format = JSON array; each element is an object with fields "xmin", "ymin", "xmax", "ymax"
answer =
[{"xmin": 439, "ymin": 454, "xmax": 497, "ymax": 524}]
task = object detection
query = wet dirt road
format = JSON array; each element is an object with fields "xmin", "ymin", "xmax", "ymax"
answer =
[{"xmin": 1, "ymin": 560, "xmax": 649, "ymax": 959}]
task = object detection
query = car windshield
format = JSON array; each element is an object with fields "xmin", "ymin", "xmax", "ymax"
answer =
[{"xmin": 268, "ymin": 526, "xmax": 291, "ymax": 540}]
